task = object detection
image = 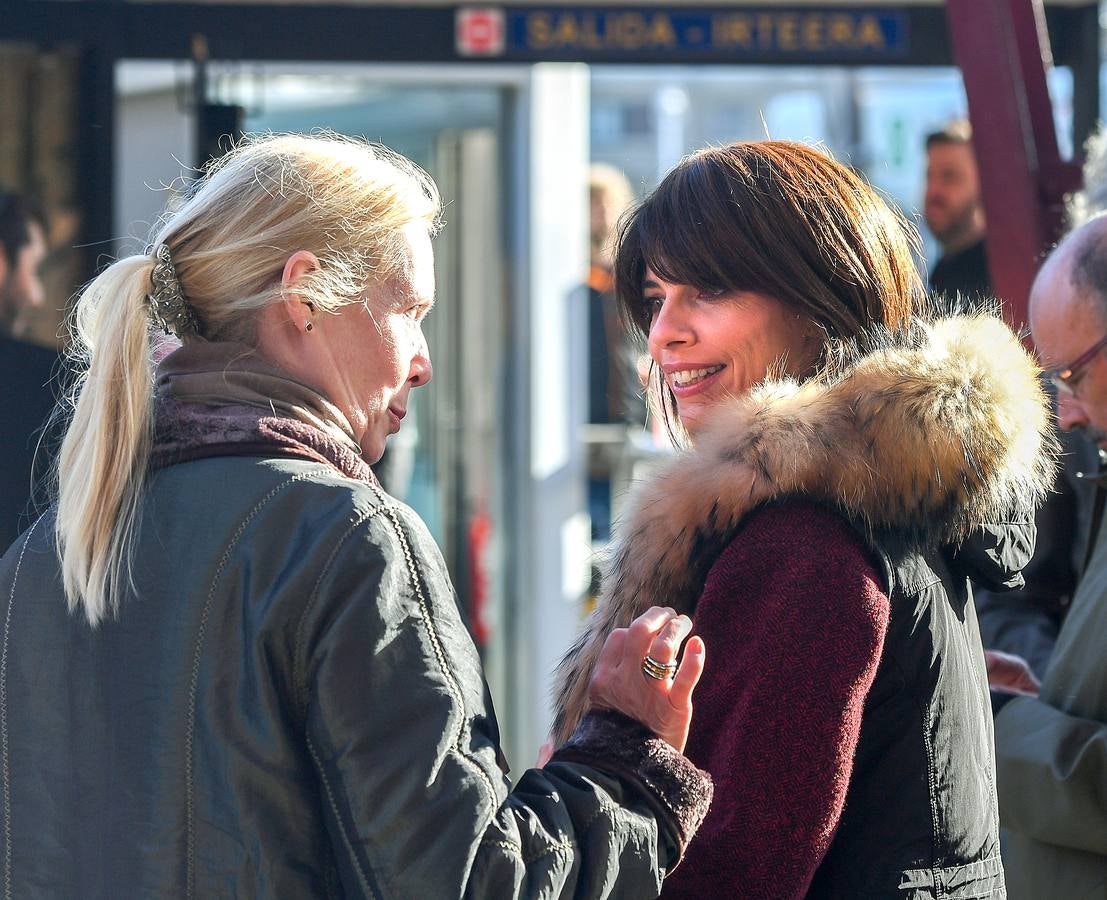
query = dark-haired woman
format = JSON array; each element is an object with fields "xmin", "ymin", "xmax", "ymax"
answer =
[{"xmin": 552, "ymin": 141, "xmax": 1055, "ymax": 899}]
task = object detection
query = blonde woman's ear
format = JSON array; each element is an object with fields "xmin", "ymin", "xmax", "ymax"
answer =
[{"xmin": 280, "ymin": 250, "xmax": 320, "ymax": 332}]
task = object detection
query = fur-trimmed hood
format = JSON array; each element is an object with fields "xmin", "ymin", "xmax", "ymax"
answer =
[{"xmin": 551, "ymin": 312, "xmax": 1057, "ymax": 744}]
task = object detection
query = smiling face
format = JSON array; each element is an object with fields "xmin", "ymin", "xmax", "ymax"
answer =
[
  {"xmin": 614, "ymin": 142, "xmax": 923, "ymax": 442},
  {"xmin": 644, "ymin": 268, "xmax": 817, "ymax": 436}
]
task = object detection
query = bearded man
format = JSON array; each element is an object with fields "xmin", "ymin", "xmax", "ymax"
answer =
[{"xmin": 924, "ymin": 120, "xmax": 990, "ymax": 306}]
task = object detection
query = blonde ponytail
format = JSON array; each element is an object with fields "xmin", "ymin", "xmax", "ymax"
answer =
[{"xmin": 55, "ymin": 255, "xmax": 157, "ymax": 624}]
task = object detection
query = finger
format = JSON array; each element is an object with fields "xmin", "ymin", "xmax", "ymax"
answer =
[
  {"xmin": 987, "ymin": 653, "xmax": 1026, "ymax": 685},
  {"xmin": 986, "ymin": 655, "xmax": 1041, "ymax": 696},
  {"xmin": 596, "ymin": 627, "xmax": 628, "ymax": 670},
  {"xmin": 668, "ymin": 635, "xmax": 705, "ymax": 710},
  {"xmin": 985, "ymin": 649, "xmax": 1016, "ymax": 676},
  {"xmin": 589, "ymin": 629, "xmax": 625, "ymax": 708},
  {"xmin": 624, "ymin": 606, "xmax": 678, "ymax": 663},
  {"xmin": 647, "ymin": 615, "xmax": 693, "ymax": 666},
  {"xmin": 1016, "ymin": 677, "xmax": 1040, "ymax": 697},
  {"xmin": 1013, "ymin": 666, "xmax": 1041, "ymax": 695}
]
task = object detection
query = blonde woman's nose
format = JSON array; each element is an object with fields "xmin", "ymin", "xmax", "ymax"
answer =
[{"xmin": 410, "ymin": 336, "xmax": 433, "ymax": 387}]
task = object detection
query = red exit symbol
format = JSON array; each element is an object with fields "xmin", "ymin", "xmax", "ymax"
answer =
[{"xmin": 456, "ymin": 8, "xmax": 506, "ymax": 57}]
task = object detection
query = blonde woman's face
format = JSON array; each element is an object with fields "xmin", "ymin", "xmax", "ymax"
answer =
[{"xmin": 311, "ymin": 222, "xmax": 435, "ymax": 463}]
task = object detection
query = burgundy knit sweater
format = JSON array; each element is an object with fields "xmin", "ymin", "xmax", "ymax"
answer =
[{"xmin": 661, "ymin": 499, "xmax": 890, "ymax": 900}]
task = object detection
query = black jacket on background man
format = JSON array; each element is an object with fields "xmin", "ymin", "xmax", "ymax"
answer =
[
  {"xmin": 0, "ymin": 331, "xmax": 60, "ymax": 549},
  {"xmin": 930, "ymin": 238, "xmax": 991, "ymax": 310}
]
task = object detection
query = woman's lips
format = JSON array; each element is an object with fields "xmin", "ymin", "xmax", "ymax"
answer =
[
  {"xmin": 667, "ymin": 366, "xmax": 726, "ymax": 398},
  {"xmin": 387, "ymin": 407, "xmax": 406, "ymax": 432}
]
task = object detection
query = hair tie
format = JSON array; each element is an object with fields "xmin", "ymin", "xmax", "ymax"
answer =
[{"xmin": 146, "ymin": 243, "xmax": 201, "ymax": 337}]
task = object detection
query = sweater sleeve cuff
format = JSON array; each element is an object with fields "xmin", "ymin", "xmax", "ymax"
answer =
[{"xmin": 550, "ymin": 710, "xmax": 713, "ymax": 860}]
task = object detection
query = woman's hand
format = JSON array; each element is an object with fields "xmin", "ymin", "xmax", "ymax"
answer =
[
  {"xmin": 587, "ymin": 606, "xmax": 705, "ymax": 753},
  {"xmin": 985, "ymin": 649, "xmax": 1041, "ymax": 697}
]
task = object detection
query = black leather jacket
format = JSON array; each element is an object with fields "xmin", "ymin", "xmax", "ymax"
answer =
[{"xmin": 0, "ymin": 456, "xmax": 710, "ymax": 898}]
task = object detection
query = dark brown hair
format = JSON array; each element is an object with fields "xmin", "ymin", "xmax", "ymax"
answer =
[
  {"xmin": 613, "ymin": 140, "xmax": 924, "ymax": 442},
  {"xmin": 925, "ymin": 119, "xmax": 973, "ymax": 150},
  {"xmin": 0, "ymin": 190, "xmax": 46, "ymax": 268}
]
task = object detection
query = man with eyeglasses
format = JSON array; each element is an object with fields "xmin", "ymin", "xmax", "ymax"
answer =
[{"xmin": 994, "ymin": 214, "xmax": 1107, "ymax": 899}]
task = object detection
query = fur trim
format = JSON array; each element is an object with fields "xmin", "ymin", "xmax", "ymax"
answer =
[
  {"xmin": 552, "ymin": 710, "xmax": 714, "ymax": 855},
  {"xmin": 552, "ymin": 313, "xmax": 1057, "ymax": 744}
]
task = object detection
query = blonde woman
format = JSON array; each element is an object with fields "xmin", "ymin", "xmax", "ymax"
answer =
[{"xmin": 0, "ymin": 134, "xmax": 711, "ymax": 898}]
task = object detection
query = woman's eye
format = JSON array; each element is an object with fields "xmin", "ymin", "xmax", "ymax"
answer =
[{"xmin": 644, "ymin": 296, "xmax": 663, "ymax": 317}]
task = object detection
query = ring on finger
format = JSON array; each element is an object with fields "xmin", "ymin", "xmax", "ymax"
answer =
[{"xmin": 641, "ymin": 654, "xmax": 678, "ymax": 681}]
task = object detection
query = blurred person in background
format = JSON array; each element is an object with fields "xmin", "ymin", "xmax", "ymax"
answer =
[
  {"xmin": 0, "ymin": 189, "xmax": 57, "ymax": 548},
  {"xmin": 582, "ymin": 163, "xmax": 647, "ymax": 543},
  {"xmin": 586, "ymin": 163, "xmax": 644, "ymax": 429},
  {"xmin": 996, "ymin": 214, "xmax": 1107, "ymax": 899},
  {"xmin": 1068, "ymin": 124, "xmax": 1107, "ymax": 231},
  {"xmin": 0, "ymin": 133, "xmax": 713, "ymax": 898},
  {"xmin": 553, "ymin": 140, "xmax": 1055, "ymax": 899},
  {"xmin": 924, "ymin": 119, "xmax": 990, "ymax": 306}
]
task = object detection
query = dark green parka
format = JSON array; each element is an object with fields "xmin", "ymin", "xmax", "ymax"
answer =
[{"xmin": 0, "ymin": 440, "xmax": 710, "ymax": 898}]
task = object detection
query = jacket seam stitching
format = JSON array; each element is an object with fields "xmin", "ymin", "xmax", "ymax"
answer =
[
  {"xmin": 522, "ymin": 839, "xmax": 576, "ymax": 866},
  {"xmin": 922, "ymin": 700, "xmax": 944, "ymax": 899},
  {"xmin": 185, "ymin": 472, "xmax": 319, "ymax": 900},
  {"xmin": 306, "ymin": 735, "xmax": 381, "ymax": 900},
  {"xmin": 477, "ymin": 797, "xmax": 617, "ymax": 866},
  {"xmin": 376, "ymin": 495, "xmax": 500, "ymax": 812},
  {"xmin": 475, "ymin": 838, "xmax": 576, "ymax": 869},
  {"xmin": 479, "ymin": 838, "xmax": 523, "ymax": 856},
  {"xmin": 969, "ymin": 617, "xmax": 1001, "ymax": 847},
  {"xmin": 1, "ymin": 516, "xmax": 43, "ymax": 900},
  {"xmin": 885, "ymin": 583, "xmax": 945, "ymax": 897},
  {"xmin": 292, "ymin": 507, "xmax": 383, "ymax": 719}
]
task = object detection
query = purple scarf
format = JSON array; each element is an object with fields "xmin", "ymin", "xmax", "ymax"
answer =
[{"xmin": 151, "ymin": 341, "xmax": 377, "ymax": 484}]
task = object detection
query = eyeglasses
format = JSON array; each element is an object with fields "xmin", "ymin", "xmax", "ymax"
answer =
[{"xmin": 1044, "ymin": 333, "xmax": 1107, "ymax": 397}]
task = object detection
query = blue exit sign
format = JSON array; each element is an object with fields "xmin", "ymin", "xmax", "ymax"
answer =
[{"xmin": 495, "ymin": 7, "xmax": 908, "ymax": 60}]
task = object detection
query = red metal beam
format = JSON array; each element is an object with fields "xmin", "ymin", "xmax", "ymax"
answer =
[{"xmin": 945, "ymin": 0, "xmax": 1082, "ymax": 332}]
